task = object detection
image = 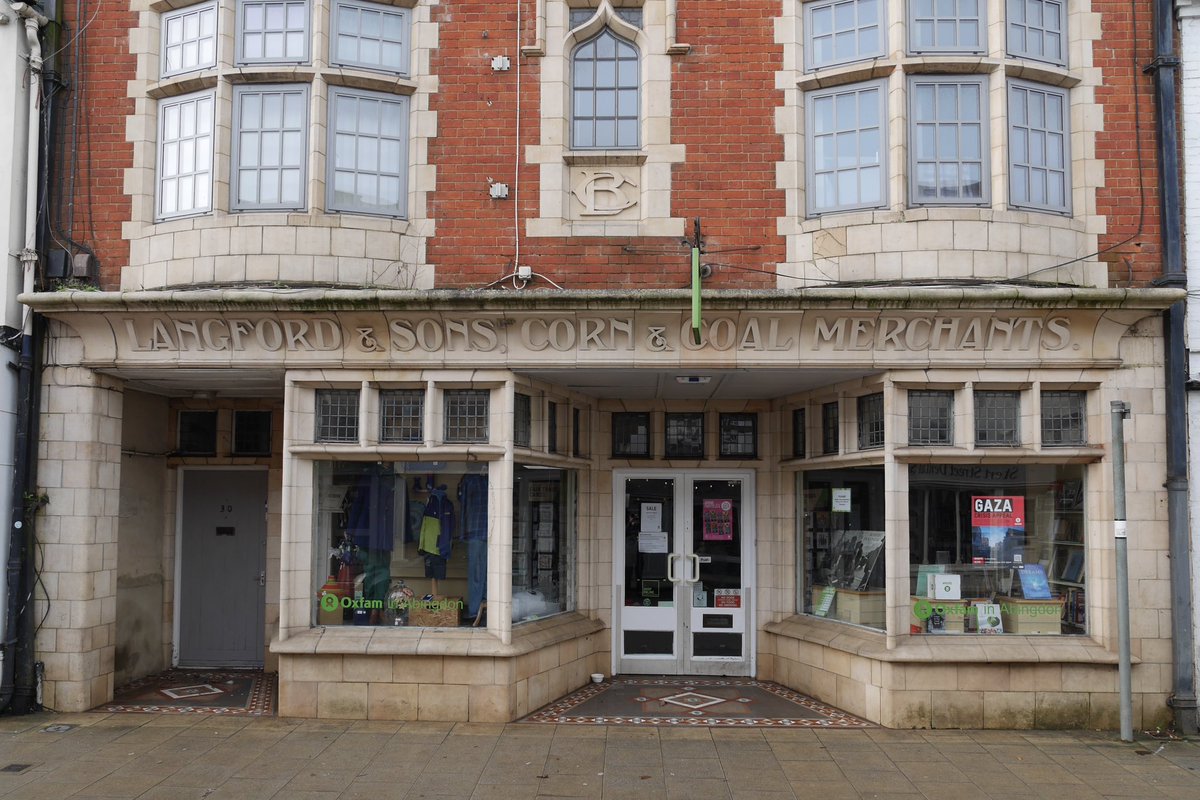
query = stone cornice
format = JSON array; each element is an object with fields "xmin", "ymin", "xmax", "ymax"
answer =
[
  {"xmin": 20, "ymin": 286, "xmax": 1186, "ymax": 314},
  {"xmin": 1179, "ymin": 0, "xmax": 1200, "ymax": 19}
]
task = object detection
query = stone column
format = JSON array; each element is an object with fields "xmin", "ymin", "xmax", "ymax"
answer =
[{"xmin": 34, "ymin": 366, "xmax": 123, "ymax": 712}]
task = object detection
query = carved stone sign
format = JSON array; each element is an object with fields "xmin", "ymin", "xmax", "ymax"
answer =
[
  {"xmin": 570, "ymin": 168, "xmax": 639, "ymax": 216},
  {"xmin": 40, "ymin": 309, "xmax": 1136, "ymax": 370}
]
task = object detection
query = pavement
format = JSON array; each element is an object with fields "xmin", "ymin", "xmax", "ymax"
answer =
[{"xmin": 0, "ymin": 711, "xmax": 1198, "ymax": 799}]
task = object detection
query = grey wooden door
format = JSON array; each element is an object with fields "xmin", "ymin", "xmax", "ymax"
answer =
[{"xmin": 178, "ymin": 470, "xmax": 267, "ymax": 667}]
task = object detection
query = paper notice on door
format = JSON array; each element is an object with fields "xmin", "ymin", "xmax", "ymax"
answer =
[
  {"xmin": 832, "ymin": 488, "xmax": 852, "ymax": 513},
  {"xmin": 702, "ymin": 499, "xmax": 734, "ymax": 541},
  {"xmin": 640, "ymin": 502, "xmax": 663, "ymax": 533},
  {"xmin": 637, "ymin": 531, "xmax": 668, "ymax": 554},
  {"xmin": 714, "ymin": 588, "xmax": 741, "ymax": 608}
]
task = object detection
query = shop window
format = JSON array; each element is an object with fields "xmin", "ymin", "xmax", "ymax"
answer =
[
  {"xmin": 237, "ymin": 0, "xmax": 311, "ymax": 64},
  {"xmin": 1006, "ymin": 0, "xmax": 1066, "ymax": 66},
  {"xmin": 315, "ymin": 389, "xmax": 359, "ymax": 443},
  {"xmin": 806, "ymin": 81, "xmax": 887, "ymax": 215},
  {"xmin": 822, "ymin": 401, "xmax": 840, "ymax": 454},
  {"xmin": 908, "ymin": 463, "xmax": 1086, "ymax": 635},
  {"xmin": 380, "ymin": 389, "xmax": 423, "ymax": 443},
  {"xmin": 1008, "ymin": 81, "xmax": 1070, "ymax": 214},
  {"xmin": 178, "ymin": 410, "xmax": 218, "ymax": 455},
  {"xmin": 909, "ymin": 77, "xmax": 988, "ymax": 205},
  {"xmin": 856, "ymin": 393, "xmax": 884, "ymax": 450},
  {"xmin": 331, "ymin": 0, "xmax": 411, "ymax": 75},
  {"xmin": 801, "ymin": 467, "xmax": 886, "ymax": 631},
  {"xmin": 612, "ymin": 411, "xmax": 651, "ymax": 458},
  {"xmin": 161, "ymin": 2, "xmax": 218, "ymax": 78},
  {"xmin": 1041, "ymin": 390, "xmax": 1086, "ymax": 446},
  {"xmin": 443, "ymin": 390, "xmax": 489, "ymax": 443},
  {"xmin": 232, "ymin": 410, "xmax": 272, "ymax": 455},
  {"xmin": 326, "ymin": 88, "xmax": 409, "ymax": 217},
  {"xmin": 156, "ymin": 91, "xmax": 215, "ymax": 220},
  {"xmin": 793, "ymin": 408, "xmax": 807, "ymax": 459},
  {"xmin": 231, "ymin": 85, "xmax": 309, "ymax": 211},
  {"xmin": 665, "ymin": 412, "xmax": 705, "ymax": 459},
  {"xmin": 804, "ymin": 0, "xmax": 885, "ymax": 71},
  {"xmin": 975, "ymin": 390, "xmax": 1020, "ymax": 445},
  {"xmin": 512, "ymin": 465, "xmax": 576, "ymax": 623},
  {"xmin": 572, "ymin": 28, "xmax": 640, "ymax": 149},
  {"xmin": 908, "ymin": 0, "xmax": 984, "ymax": 53},
  {"xmin": 719, "ymin": 413, "xmax": 758, "ymax": 459},
  {"xmin": 314, "ymin": 462, "xmax": 488, "ymax": 627},
  {"xmin": 514, "ymin": 393, "xmax": 532, "ymax": 448},
  {"xmin": 908, "ymin": 390, "xmax": 953, "ymax": 445}
]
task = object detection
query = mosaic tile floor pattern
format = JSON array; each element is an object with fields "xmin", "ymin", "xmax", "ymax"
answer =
[
  {"xmin": 93, "ymin": 669, "xmax": 276, "ymax": 716},
  {"xmin": 521, "ymin": 676, "xmax": 875, "ymax": 727}
]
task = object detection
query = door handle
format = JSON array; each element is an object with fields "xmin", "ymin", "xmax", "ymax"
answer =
[
  {"xmin": 688, "ymin": 554, "xmax": 700, "ymax": 583},
  {"xmin": 257, "ymin": 571, "xmax": 266, "ymax": 586}
]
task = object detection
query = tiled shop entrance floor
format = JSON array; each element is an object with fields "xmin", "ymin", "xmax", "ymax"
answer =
[
  {"xmin": 520, "ymin": 676, "xmax": 874, "ymax": 727},
  {"xmin": 92, "ymin": 669, "xmax": 276, "ymax": 716}
]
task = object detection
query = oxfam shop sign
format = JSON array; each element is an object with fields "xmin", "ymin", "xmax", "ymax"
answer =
[{"xmin": 319, "ymin": 594, "xmax": 462, "ymax": 613}]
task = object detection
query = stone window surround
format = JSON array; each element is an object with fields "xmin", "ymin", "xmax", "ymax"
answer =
[
  {"xmin": 525, "ymin": 0, "xmax": 687, "ymax": 238},
  {"xmin": 781, "ymin": 373, "xmax": 1106, "ymax": 644},
  {"xmin": 124, "ymin": 0, "xmax": 436, "ymax": 291},
  {"xmin": 783, "ymin": 377, "xmax": 1102, "ymax": 461},
  {"xmin": 278, "ymin": 370, "xmax": 593, "ymax": 648},
  {"xmin": 776, "ymin": 0, "xmax": 1105, "ymax": 288}
]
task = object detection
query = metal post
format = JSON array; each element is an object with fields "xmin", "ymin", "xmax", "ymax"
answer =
[{"xmin": 1111, "ymin": 400, "xmax": 1133, "ymax": 742}]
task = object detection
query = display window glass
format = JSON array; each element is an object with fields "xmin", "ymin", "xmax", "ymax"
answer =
[
  {"xmin": 313, "ymin": 461, "xmax": 490, "ymax": 628},
  {"xmin": 512, "ymin": 465, "xmax": 576, "ymax": 623},
  {"xmin": 908, "ymin": 463, "xmax": 1086, "ymax": 635},
  {"xmin": 801, "ymin": 467, "xmax": 887, "ymax": 631}
]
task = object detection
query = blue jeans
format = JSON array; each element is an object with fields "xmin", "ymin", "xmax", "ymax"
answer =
[{"xmin": 467, "ymin": 538, "xmax": 488, "ymax": 618}]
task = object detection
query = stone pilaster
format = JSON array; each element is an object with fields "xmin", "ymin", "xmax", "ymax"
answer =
[{"xmin": 33, "ymin": 366, "xmax": 123, "ymax": 712}]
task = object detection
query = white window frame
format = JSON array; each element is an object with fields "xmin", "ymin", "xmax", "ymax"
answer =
[
  {"xmin": 235, "ymin": 0, "xmax": 312, "ymax": 66},
  {"xmin": 160, "ymin": 1, "xmax": 219, "ymax": 78},
  {"xmin": 908, "ymin": 75, "xmax": 990, "ymax": 206},
  {"xmin": 1006, "ymin": 0, "xmax": 1066, "ymax": 67},
  {"xmin": 803, "ymin": 0, "xmax": 886, "ymax": 72},
  {"xmin": 231, "ymin": 84, "xmax": 310, "ymax": 212},
  {"xmin": 571, "ymin": 27, "xmax": 641, "ymax": 150},
  {"xmin": 1007, "ymin": 79, "xmax": 1071, "ymax": 215},
  {"xmin": 156, "ymin": 90, "xmax": 216, "ymax": 221},
  {"xmin": 330, "ymin": 0, "xmax": 412, "ymax": 76},
  {"xmin": 805, "ymin": 80, "xmax": 888, "ymax": 216},
  {"xmin": 907, "ymin": 0, "xmax": 985, "ymax": 55},
  {"xmin": 326, "ymin": 86, "xmax": 410, "ymax": 218}
]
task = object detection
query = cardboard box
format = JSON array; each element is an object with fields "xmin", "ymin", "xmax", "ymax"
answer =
[
  {"xmin": 408, "ymin": 596, "xmax": 464, "ymax": 628},
  {"xmin": 996, "ymin": 595, "xmax": 1065, "ymax": 634},
  {"xmin": 832, "ymin": 588, "xmax": 885, "ymax": 627}
]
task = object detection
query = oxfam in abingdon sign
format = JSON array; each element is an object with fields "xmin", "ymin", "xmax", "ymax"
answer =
[{"xmin": 318, "ymin": 593, "xmax": 462, "ymax": 613}]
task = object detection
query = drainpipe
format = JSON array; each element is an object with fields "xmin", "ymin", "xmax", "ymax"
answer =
[
  {"xmin": 1148, "ymin": 0, "xmax": 1199, "ymax": 735},
  {"xmin": 0, "ymin": 0, "xmax": 47, "ymax": 715}
]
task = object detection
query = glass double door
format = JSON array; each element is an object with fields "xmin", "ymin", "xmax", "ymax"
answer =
[{"xmin": 614, "ymin": 470, "xmax": 754, "ymax": 676}]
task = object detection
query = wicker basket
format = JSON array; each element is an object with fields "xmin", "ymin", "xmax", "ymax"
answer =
[{"xmin": 408, "ymin": 596, "xmax": 463, "ymax": 628}]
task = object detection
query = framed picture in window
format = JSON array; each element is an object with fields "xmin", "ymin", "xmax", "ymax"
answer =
[{"xmin": 664, "ymin": 413, "xmax": 704, "ymax": 459}]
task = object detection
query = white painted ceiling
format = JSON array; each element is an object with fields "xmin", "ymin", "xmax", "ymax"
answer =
[{"xmin": 105, "ymin": 366, "xmax": 877, "ymax": 401}]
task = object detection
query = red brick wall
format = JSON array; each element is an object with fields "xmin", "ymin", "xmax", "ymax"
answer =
[
  {"xmin": 1092, "ymin": 0, "xmax": 1163, "ymax": 287},
  {"xmin": 426, "ymin": 1, "xmax": 785, "ymax": 290},
  {"xmin": 57, "ymin": 2, "xmax": 1165, "ymax": 292},
  {"xmin": 54, "ymin": 4, "xmax": 137, "ymax": 291}
]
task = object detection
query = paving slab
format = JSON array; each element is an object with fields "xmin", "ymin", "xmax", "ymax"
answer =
[{"xmin": 0, "ymin": 711, "xmax": 1194, "ymax": 799}]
